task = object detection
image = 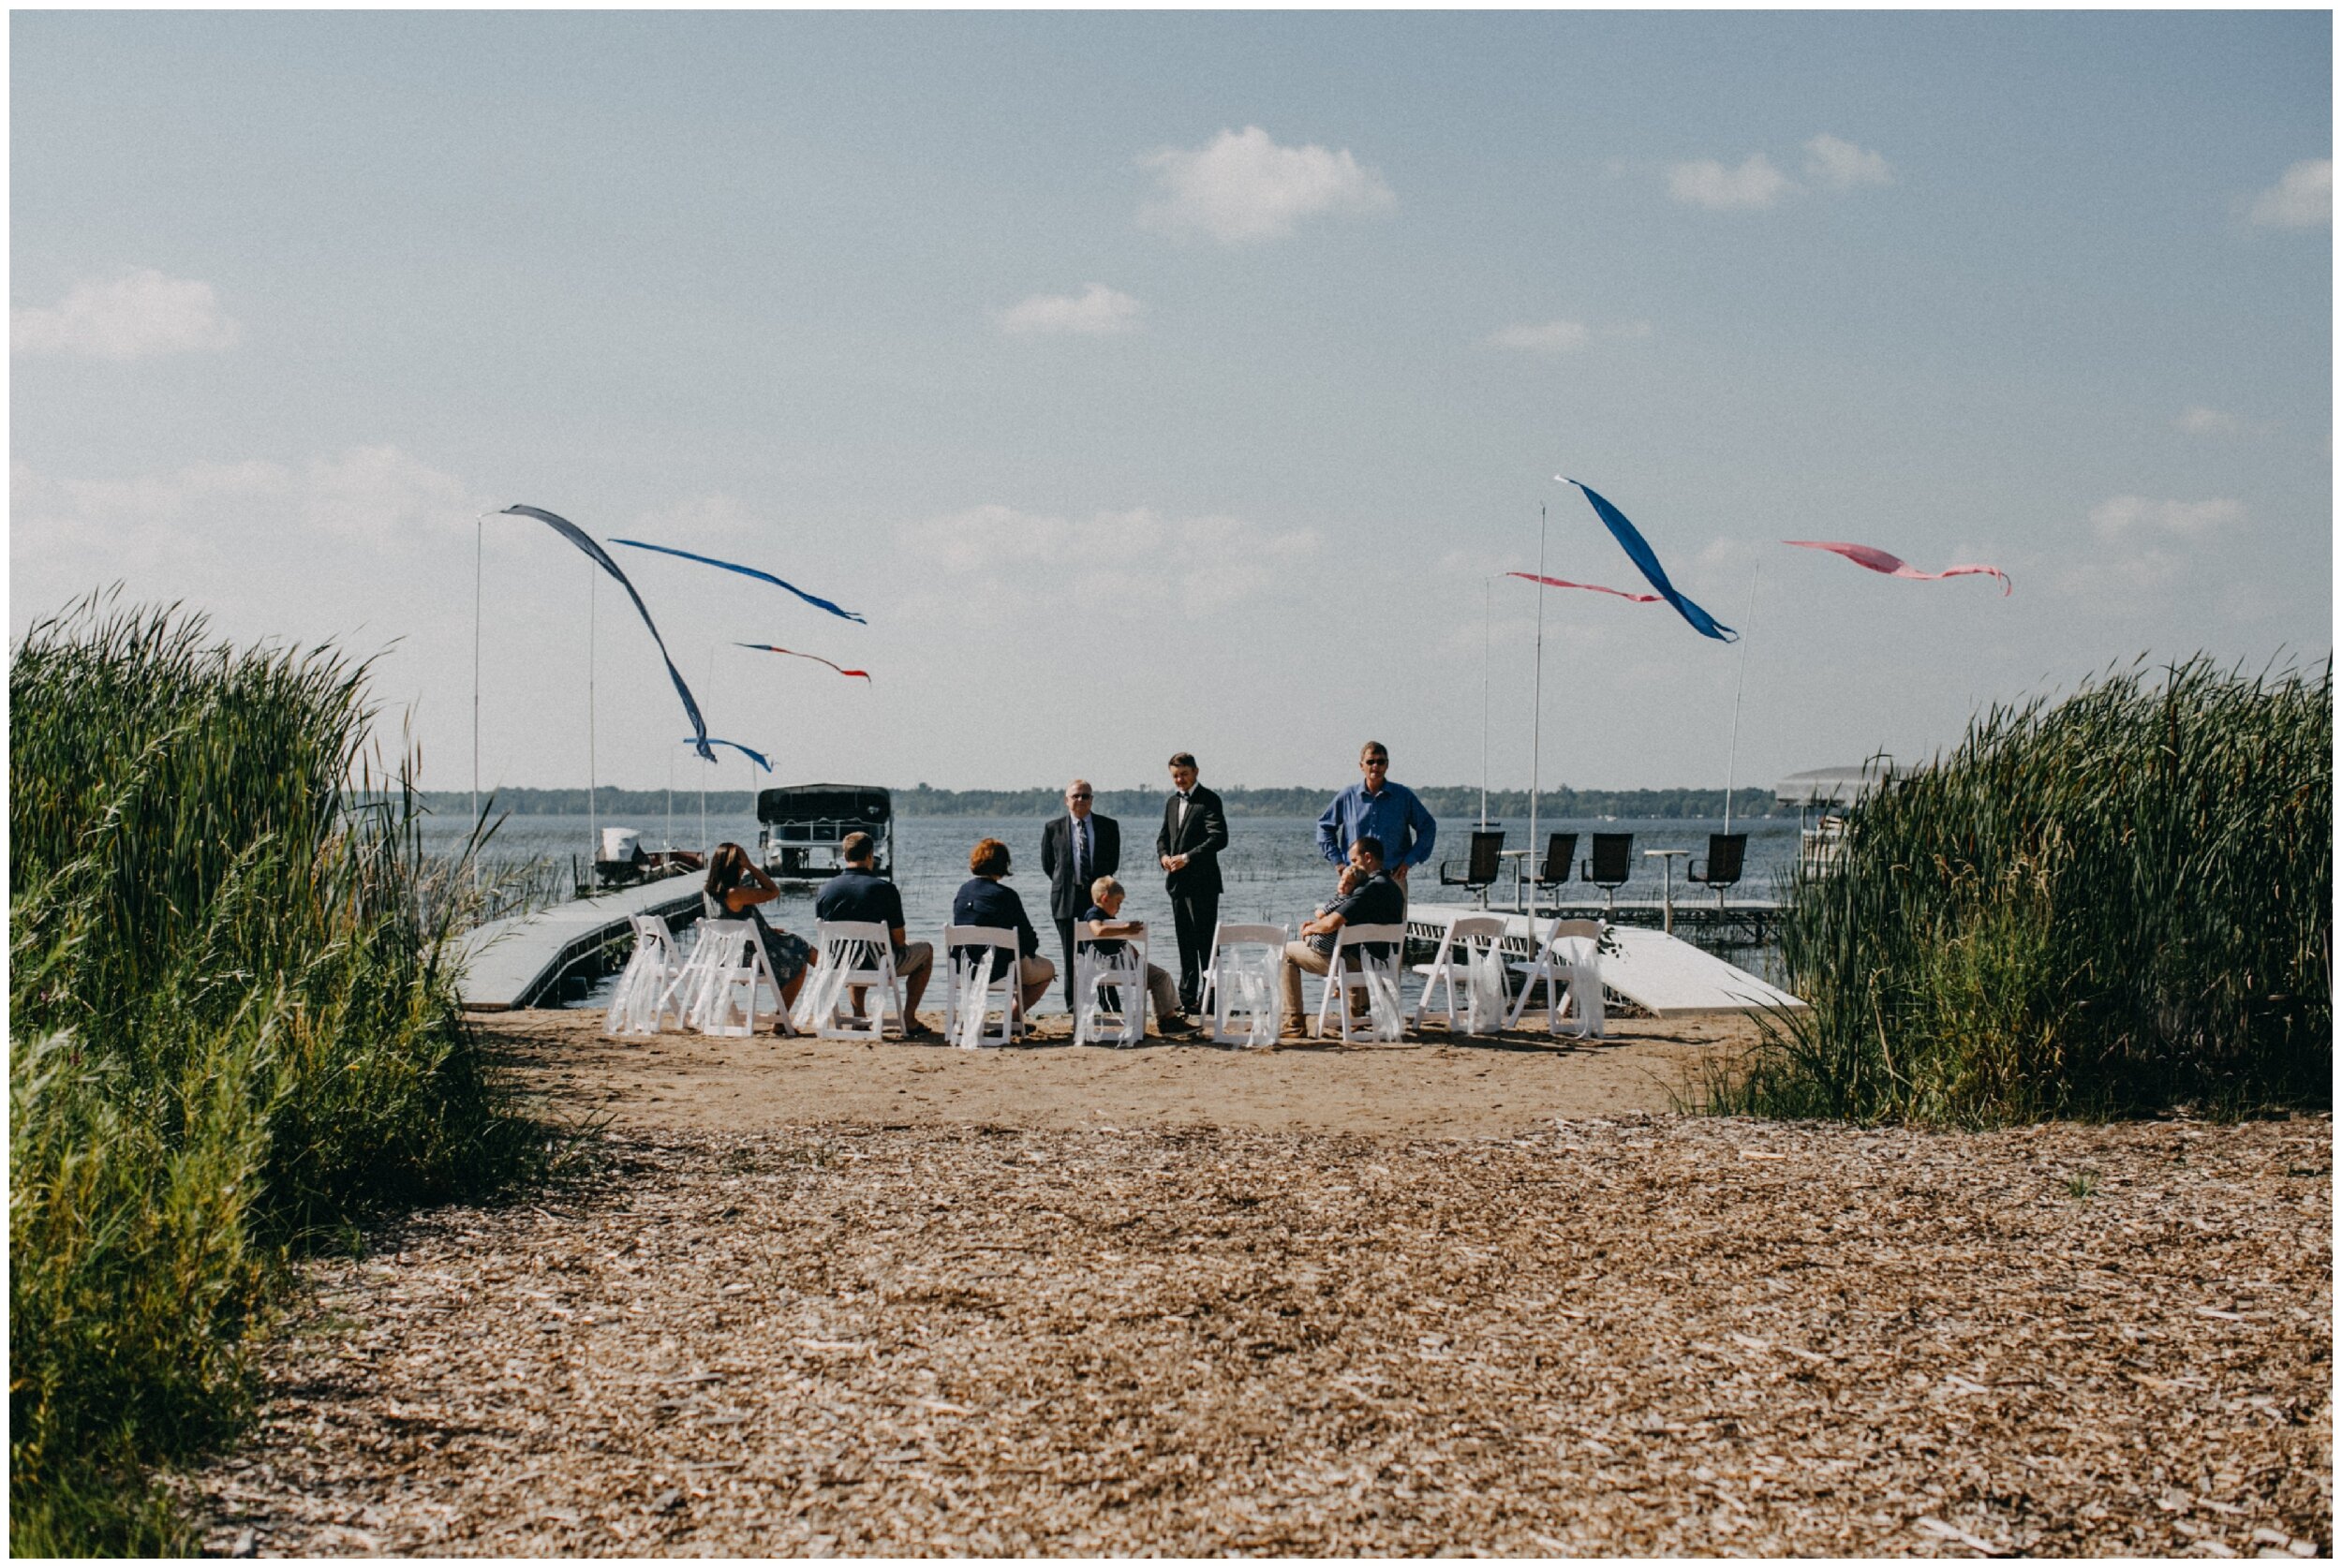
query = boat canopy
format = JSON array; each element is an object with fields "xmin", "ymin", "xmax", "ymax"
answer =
[
  {"xmin": 756, "ymin": 783, "xmax": 893, "ymax": 825},
  {"xmin": 1773, "ymin": 763, "xmax": 1893, "ymax": 808}
]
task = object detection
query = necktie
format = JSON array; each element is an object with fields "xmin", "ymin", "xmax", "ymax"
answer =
[{"xmin": 1075, "ymin": 818, "xmax": 1089, "ymax": 882}]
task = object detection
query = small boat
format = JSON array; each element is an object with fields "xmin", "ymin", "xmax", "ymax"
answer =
[
  {"xmin": 591, "ymin": 827, "xmax": 704, "ymax": 891},
  {"xmin": 757, "ymin": 783, "xmax": 893, "ymax": 882}
]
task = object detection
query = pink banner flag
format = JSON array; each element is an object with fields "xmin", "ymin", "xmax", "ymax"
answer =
[
  {"xmin": 1505, "ymin": 570, "xmax": 1662, "ymax": 604},
  {"xmin": 1783, "ymin": 540, "xmax": 2012, "ymax": 596},
  {"xmin": 736, "ymin": 643, "xmax": 872, "ymax": 681}
]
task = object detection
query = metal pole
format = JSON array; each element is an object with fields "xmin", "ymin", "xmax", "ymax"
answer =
[
  {"xmin": 1480, "ymin": 575, "xmax": 1491, "ymax": 831},
  {"xmin": 471, "ymin": 513, "xmax": 482, "ymax": 884},
  {"xmin": 1724, "ymin": 566, "xmax": 1759, "ymax": 839},
  {"xmin": 587, "ymin": 561, "xmax": 598, "ymax": 876},
  {"xmin": 1528, "ymin": 503, "xmax": 1547, "ymax": 912}
]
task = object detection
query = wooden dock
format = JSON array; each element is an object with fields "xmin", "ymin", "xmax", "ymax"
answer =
[
  {"xmin": 1405, "ymin": 902, "xmax": 1803, "ymax": 1018},
  {"xmin": 455, "ymin": 874, "xmax": 704, "ymax": 1011}
]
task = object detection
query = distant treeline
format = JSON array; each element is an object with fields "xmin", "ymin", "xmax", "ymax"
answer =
[{"xmin": 416, "ymin": 784, "xmax": 1782, "ymax": 821}]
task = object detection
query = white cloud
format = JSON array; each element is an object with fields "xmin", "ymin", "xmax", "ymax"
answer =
[
  {"xmin": 2246, "ymin": 159, "xmax": 2331, "ymax": 229},
  {"xmin": 2174, "ymin": 406, "xmax": 2242, "ymax": 436},
  {"xmin": 995, "ymin": 283, "xmax": 1142, "ymax": 336},
  {"xmin": 1485, "ymin": 319, "xmax": 1590, "ymax": 353},
  {"xmin": 12, "ymin": 268, "xmax": 241, "ymax": 360},
  {"xmin": 2089, "ymin": 496, "xmax": 2246, "ymax": 540},
  {"xmin": 1667, "ymin": 153, "xmax": 1793, "ymax": 211},
  {"xmin": 900, "ymin": 502, "xmax": 1318, "ymax": 616},
  {"xmin": 1803, "ymin": 133, "xmax": 1893, "ymax": 189},
  {"xmin": 1136, "ymin": 126, "xmax": 1395, "ymax": 244}
]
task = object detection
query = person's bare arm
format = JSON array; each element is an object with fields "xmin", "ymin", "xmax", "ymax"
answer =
[{"xmin": 1089, "ymin": 918, "xmax": 1146, "ymax": 939}]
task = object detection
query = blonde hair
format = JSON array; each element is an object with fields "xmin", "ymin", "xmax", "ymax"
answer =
[{"xmin": 1090, "ymin": 876, "xmax": 1123, "ymax": 903}]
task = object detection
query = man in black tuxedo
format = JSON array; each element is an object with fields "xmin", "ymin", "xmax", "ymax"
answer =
[
  {"xmin": 1156, "ymin": 751, "xmax": 1229, "ymax": 1013},
  {"xmin": 1041, "ymin": 778, "xmax": 1119, "ymax": 1011}
]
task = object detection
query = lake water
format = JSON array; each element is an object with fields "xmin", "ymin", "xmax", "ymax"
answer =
[{"xmin": 423, "ymin": 808, "xmax": 1799, "ymax": 1012}]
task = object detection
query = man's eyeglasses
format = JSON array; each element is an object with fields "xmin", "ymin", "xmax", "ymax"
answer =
[{"xmin": 1069, "ymin": 792, "xmax": 1092, "ymax": 800}]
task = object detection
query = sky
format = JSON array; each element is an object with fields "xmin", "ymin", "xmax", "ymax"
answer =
[{"xmin": 10, "ymin": 11, "xmax": 2331, "ymax": 798}]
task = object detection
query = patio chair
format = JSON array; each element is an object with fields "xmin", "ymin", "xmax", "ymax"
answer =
[
  {"xmin": 1410, "ymin": 912, "xmax": 1511, "ymax": 1036},
  {"xmin": 793, "ymin": 920, "xmax": 903, "ymax": 1041},
  {"xmin": 1436, "ymin": 829, "xmax": 1506, "ymax": 907},
  {"xmin": 1199, "ymin": 922, "xmax": 1287, "ymax": 1047},
  {"xmin": 1532, "ymin": 833, "xmax": 1579, "ymax": 910},
  {"xmin": 1687, "ymin": 833, "xmax": 1748, "ymax": 908},
  {"xmin": 1581, "ymin": 832, "xmax": 1635, "ymax": 911},
  {"xmin": 605, "ymin": 912, "xmax": 686, "ymax": 1037},
  {"xmin": 1507, "ymin": 919, "xmax": 1607, "ymax": 1038},
  {"xmin": 1071, "ymin": 920, "xmax": 1149, "ymax": 1047},
  {"xmin": 1312, "ymin": 922, "xmax": 1408, "ymax": 1043},
  {"xmin": 942, "ymin": 925, "xmax": 1021, "ymax": 1050}
]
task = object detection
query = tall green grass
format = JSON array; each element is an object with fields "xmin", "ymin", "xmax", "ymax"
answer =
[
  {"xmin": 1711, "ymin": 657, "xmax": 2331, "ymax": 1126},
  {"xmin": 9, "ymin": 596, "xmax": 541, "ymax": 1552}
]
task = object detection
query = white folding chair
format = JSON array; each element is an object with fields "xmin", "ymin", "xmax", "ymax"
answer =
[
  {"xmin": 1199, "ymin": 922, "xmax": 1288, "ymax": 1047},
  {"xmin": 1508, "ymin": 919, "xmax": 1607, "ymax": 1038},
  {"xmin": 1070, "ymin": 921, "xmax": 1149, "ymax": 1047},
  {"xmin": 942, "ymin": 925, "xmax": 1020, "ymax": 1050},
  {"xmin": 793, "ymin": 921, "xmax": 903, "ymax": 1040},
  {"xmin": 1411, "ymin": 913, "xmax": 1512, "ymax": 1036},
  {"xmin": 605, "ymin": 913, "xmax": 686, "ymax": 1037},
  {"xmin": 677, "ymin": 920, "xmax": 794, "ymax": 1037},
  {"xmin": 1312, "ymin": 923, "xmax": 1408, "ymax": 1043}
]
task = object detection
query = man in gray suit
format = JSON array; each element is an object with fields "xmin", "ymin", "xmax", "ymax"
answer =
[{"xmin": 1041, "ymin": 778, "xmax": 1119, "ymax": 1011}]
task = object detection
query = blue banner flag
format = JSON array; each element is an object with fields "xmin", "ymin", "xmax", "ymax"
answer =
[
  {"xmin": 610, "ymin": 539, "xmax": 866, "ymax": 625},
  {"xmin": 685, "ymin": 737, "xmax": 773, "ymax": 773},
  {"xmin": 1560, "ymin": 478, "xmax": 1738, "ymax": 643},
  {"xmin": 500, "ymin": 505, "xmax": 716, "ymax": 761}
]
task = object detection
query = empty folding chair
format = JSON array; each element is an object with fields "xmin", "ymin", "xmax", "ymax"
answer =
[
  {"xmin": 1070, "ymin": 920, "xmax": 1149, "ymax": 1047},
  {"xmin": 1580, "ymin": 832, "xmax": 1636, "ymax": 911},
  {"xmin": 1687, "ymin": 833, "xmax": 1748, "ymax": 909},
  {"xmin": 942, "ymin": 925, "xmax": 1020, "ymax": 1050},
  {"xmin": 1507, "ymin": 918, "xmax": 1607, "ymax": 1038},
  {"xmin": 678, "ymin": 922, "xmax": 793, "ymax": 1037},
  {"xmin": 1312, "ymin": 922, "xmax": 1409, "ymax": 1043},
  {"xmin": 793, "ymin": 920, "xmax": 903, "ymax": 1040},
  {"xmin": 1436, "ymin": 829, "xmax": 1506, "ymax": 908},
  {"xmin": 1411, "ymin": 913, "xmax": 1512, "ymax": 1036},
  {"xmin": 605, "ymin": 912, "xmax": 686, "ymax": 1037},
  {"xmin": 1200, "ymin": 922, "xmax": 1288, "ymax": 1047}
]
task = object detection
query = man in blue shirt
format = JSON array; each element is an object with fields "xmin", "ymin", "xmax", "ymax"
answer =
[
  {"xmin": 1316, "ymin": 741, "xmax": 1438, "ymax": 888},
  {"xmin": 814, "ymin": 832, "xmax": 935, "ymax": 1038}
]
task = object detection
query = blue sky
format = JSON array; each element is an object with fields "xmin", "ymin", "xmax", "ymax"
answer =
[{"xmin": 11, "ymin": 11, "xmax": 2330, "ymax": 796}]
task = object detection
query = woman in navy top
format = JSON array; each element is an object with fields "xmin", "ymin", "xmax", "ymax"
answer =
[{"xmin": 951, "ymin": 837, "xmax": 1055, "ymax": 1016}]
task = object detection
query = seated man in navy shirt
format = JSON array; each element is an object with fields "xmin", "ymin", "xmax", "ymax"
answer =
[
  {"xmin": 951, "ymin": 836, "xmax": 1055, "ymax": 1017},
  {"xmin": 1077, "ymin": 877, "xmax": 1195, "ymax": 1037},
  {"xmin": 1280, "ymin": 835, "xmax": 1406, "ymax": 1028},
  {"xmin": 813, "ymin": 831, "xmax": 935, "ymax": 1038}
]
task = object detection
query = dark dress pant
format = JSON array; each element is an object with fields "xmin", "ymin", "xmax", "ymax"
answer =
[{"xmin": 1169, "ymin": 892, "xmax": 1219, "ymax": 1013}]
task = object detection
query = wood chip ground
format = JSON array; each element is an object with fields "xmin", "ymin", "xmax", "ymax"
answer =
[{"xmin": 186, "ymin": 1107, "xmax": 2330, "ymax": 1556}]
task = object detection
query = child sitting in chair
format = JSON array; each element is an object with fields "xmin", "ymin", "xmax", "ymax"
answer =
[{"xmin": 1080, "ymin": 878, "xmax": 1196, "ymax": 1037}]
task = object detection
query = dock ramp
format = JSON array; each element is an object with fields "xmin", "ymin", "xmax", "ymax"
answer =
[
  {"xmin": 1406, "ymin": 903, "xmax": 1802, "ymax": 1017},
  {"xmin": 455, "ymin": 875, "xmax": 704, "ymax": 1010}
]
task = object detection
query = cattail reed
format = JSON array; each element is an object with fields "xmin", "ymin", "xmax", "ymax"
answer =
[
  {"xmin": 1712, "ymin": 657, "xmax": 2331, "ymax": 1125},
  {"xmin": 9, "ymin": 594, "xmax": 541, "ymax": 1551}
]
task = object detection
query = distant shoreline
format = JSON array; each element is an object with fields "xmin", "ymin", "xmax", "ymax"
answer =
[{"xmin": 405, "ymin": 784, "xmax": 1785, "ymax": 821}]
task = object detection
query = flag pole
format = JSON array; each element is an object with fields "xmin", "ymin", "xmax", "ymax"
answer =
[
  {"xmin": 1528, "ymin": 502, "xmax": 1547, "ymax": 910},
  {"xmin": 471, "ymin": 512, "xmax": 483, "ymax": 886},
  {"xmin": 1724, "ymin": 565, "xmax": 1759, "ymax": 838},
  {"xmin": 1480, "ymin": 574, "xmax": 1492, "ymax": 831},
  {"xmin": 586, "ymin": 560, "xmax": 598, "ymax": 877}
]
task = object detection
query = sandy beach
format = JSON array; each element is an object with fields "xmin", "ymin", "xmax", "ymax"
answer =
[{"xmin": 179, "ymin": 1012, "xmax": 2332, "ymax": 1558}]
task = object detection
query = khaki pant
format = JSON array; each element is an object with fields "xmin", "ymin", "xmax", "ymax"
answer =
[{"xmin": 1281, "ymin": 940, "xmax": 1373, "ymax": 1028}]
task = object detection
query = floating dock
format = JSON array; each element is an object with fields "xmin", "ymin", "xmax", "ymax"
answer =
[
  {"xmin": 1405, "ymin": 903, "xmax": 1803, "ymax": 1017},
  {"xmin": 456, "ymin": 874, "xmax": 704, "ymax": 1011}
]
